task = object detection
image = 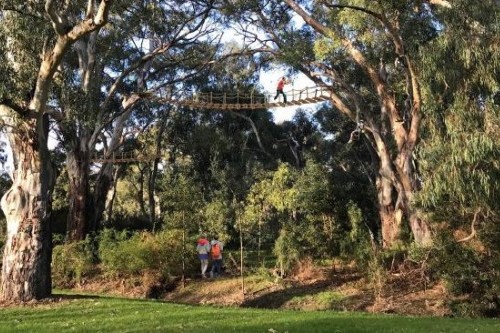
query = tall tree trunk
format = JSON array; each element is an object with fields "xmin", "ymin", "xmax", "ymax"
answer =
[
  {"xmin": 0, "ymin": 0, "xmax": 112, "ymax": 302},
  {"xmin": 66, "ymin": 150, "xmax": 90, "ymax": 241},
  {"xmin": 371, "ymin": 127, "xmax": 431, "ymax": 247},
  {"xmin": 137, "ymin": 165, "xmax": 147, "ymax": 216},
  {"xmin": 149, "ymin": 110, "xmax": 169, "ymax": 231},
  {"xmin": 283, "ymin": 0, "xmax": 433, "ymax": 248},
  {"xmin": 0, "ymin": 114, "xmax": 55, "ymax": 301},
  {"xmin": 104, "ymin": 167, "xmax": 120, "ymax": 224},
  {"xmin": 90, "ymin": 101, "xmax": 138, "ymax": 231},
  {"xmin": 376, "ymin": 175, "xmax": 402, "ymax": 247},
  {"xmin": 91, "ymin": 163, "xmax": 114, "ymax": 233}
]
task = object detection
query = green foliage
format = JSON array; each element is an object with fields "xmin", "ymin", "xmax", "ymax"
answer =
[
  {"xmin": 268, "ymin": 163, "xmax": 298, "ymax": 212},
  {"xmin": 160, "ymin": 172, "xmax": 204, "ymax": 233},
  {"xmin": 417, "ymin": 0, "xmax": 500, "ymax": 217},
  {"xmin": 416, "ymin": 103, "xmax": 500, "ymax": 212},
  {"xmin": 0, "ymin": 9, "xmax": 52, "ymax": 103},
  {"xmin": 252, "ymin": 265, "xmax": 275, "ymax": 282},
  {"xmin": 98, "ymin": 229, "xmax": 185, "ymax": 279},
  {"xmin": 273, "ymin": 228, "xmax": 300, "ymax": 277},
  {"xmin": 428, "ymin": 232, "xmax": 500, "ymax": 317},
  {"xmin": 313, "ymin": 37, "xmax": 338, "ymax": 61},
  {"xmin": 203, "ymin": 198, "xmax": 231, "ymax": 242},
  {"xmin": 52, "ymin": 239, "xmax": 94, "ymax": 287},
  {"xmin": 295, "ymin": 161, "xmax": 331, "ymax": 215},
  {"xmin": 343, "ymin": 201, "xmax": 374, "ymax": 265},
  {"xmin": 414, "ymin": 2, "xmax": 500, "ymax": 315}
]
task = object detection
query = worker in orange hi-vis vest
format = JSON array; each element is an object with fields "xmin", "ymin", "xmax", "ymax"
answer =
[{"xmin": 209, "ymin": 236, "xmax": 224, "ymax": 278}]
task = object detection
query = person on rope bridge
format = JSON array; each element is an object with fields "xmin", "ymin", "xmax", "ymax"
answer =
[{"xmin": 274, "ymin": 76, "xmax": 290, "ymax": 103}]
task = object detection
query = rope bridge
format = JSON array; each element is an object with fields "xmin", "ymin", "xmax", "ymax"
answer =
[
  {"xmin": 91, "ymin": 86, "xmax": 332, "ymax": 163},
  {"xmin": 156, "ymin": 86, "xmax": 331, "ymax": 110},
  {"xmin": 91, "ymin": 151, "xmax": 163, "ymax": 163}
]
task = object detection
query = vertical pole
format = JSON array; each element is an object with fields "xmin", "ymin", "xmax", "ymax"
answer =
[
  {"xmin": 258, "ymin": 217, "xmax": 262, "ymax": 264},
  {"xmin": 182, "ymin": 211, "xmax": 186, "ymax": 288},
  {"xmin": 240, "ymin": 222, "xmax": 244, "ymax": 299}
]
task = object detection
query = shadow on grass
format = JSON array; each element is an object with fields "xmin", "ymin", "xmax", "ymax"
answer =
[
  {"xmin": 241, "ymin": 270, "xmax": 369, "ymax": 310},
  {"xmin": 51, "ymin": 293, "xmax": 109, "ymax": 300},
  {"xmin": 50, "ymin": 292, "xmax": 171, "ymax": 303}
]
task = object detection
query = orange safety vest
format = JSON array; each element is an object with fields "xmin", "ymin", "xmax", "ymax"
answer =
[{"xmin": 211, "ymin": 243, "xmax": 221, "ymax": 259}]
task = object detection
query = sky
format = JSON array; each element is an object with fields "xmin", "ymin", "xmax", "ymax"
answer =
[{"xmin": 258, "ymin": 68, "xmax": 318, "ymax": 123}]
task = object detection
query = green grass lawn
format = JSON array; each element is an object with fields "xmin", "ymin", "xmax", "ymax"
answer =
[{"xmin": 0, "ymin": 293, "xmax": 498, "ymax": 333}]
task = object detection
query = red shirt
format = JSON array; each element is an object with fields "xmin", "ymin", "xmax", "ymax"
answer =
[
  {"xmin": 277, "ymin": 78, "xmax": 286, "ymax": 90},
  {"xmin": 197, "ymin": 238, "xmax": 209, "ymax": 246}
]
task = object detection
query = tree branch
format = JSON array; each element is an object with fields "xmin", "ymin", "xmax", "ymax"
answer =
[
  {"xmin": 320, "ymin": 1, "xmax": 384, "ymax": 21},
  {"xmin": 427, "ymin": 0, "xmax": 452, "ymax": 8},
  {"xmin": 67, "ymin": 0, "xmax": 112, "ymax": 42},
  {"xmin": 457, "ymin": 209, "xmax": 480, "ymax": 243},
  {"xmin": 229, "ymin": 111, "xmax": 271, "ymax": 158},
  {"xmin": 0, "ymin": 98, "xmax": 26, "ymax": 116},
  {"xmin": 45, "ymin": 0, "xmax": 68, "ymax": 35}
]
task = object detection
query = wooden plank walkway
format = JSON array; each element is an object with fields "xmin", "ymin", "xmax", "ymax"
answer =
[
  {"xmin": 156, "ymin": 86, "xmax": 331, "ymax": 111},
  {"xmin": 92, "ymin": 86, "xmax": 331, "ymax": 163},
  {"xmin": 91, "ymin": 151, "xmax": 162, "ymax": 163}
]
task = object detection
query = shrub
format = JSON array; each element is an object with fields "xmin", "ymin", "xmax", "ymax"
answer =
[
  {"xmin": 429, "ymin": 232, "xmax": 500, "ymax": 317},
  {"xmin": 274, "ymin": 228, "xmax": 300, "ymax": 277},
  {"xmin": 52, "ymin": 238, "xmax": 94, "ymax": 287},
  {"xmin": 98, "ymin": 228, "xmax": 192, "ymax": 279}
]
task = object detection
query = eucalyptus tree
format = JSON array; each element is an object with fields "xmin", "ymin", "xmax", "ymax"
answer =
[
  {"xmin": 0, "ymin": 0, "xmax": 113, "ymax": 301},
  {"xmin": 224, "ymin": 0, "xmax": 459, "ymax": 247},
  {"xmin": 415, "ymin": 0, "xmax": 500, "ymax": 306},
  {"xmin": 52, "ymin": 0, "xmax": 221, "ymax": 241},
  {"xmin": 168, "ymin": 55, "xmax": 279, "ymax": 185},
  {"xmin": 246, "ymin": 163, "xmax": 301, "ymax": 276},
  {"xmin": 416, "ymin": 0, "xmax": 500, "ymax": 241},
  {"xmin": 276, "ymin": 110, "xmax": 321, "ymax": 168}
]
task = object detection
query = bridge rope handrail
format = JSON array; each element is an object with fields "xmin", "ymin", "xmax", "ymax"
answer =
[
  {"xmin": 154, "ymin": 85, "xmax": 332, "ymax": 110},
  {"xmin": 91, "ymin": 86, "xmax": 333, "ymax": 163},
  {"xmin": 91, "ymin": 151, "xmax": 162, "ymax": 163}
]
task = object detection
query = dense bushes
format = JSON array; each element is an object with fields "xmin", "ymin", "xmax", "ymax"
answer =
[
  {"xmin": 52, "ymin": 237, "xmax": 94, "ymax": 287},
  {"xmin": 429, "ymin": 233, "xmax": 500, "ymax": 317},
  {"xmin": 52, "ymin": 229, "xmax": 199, "ymax": 287}
]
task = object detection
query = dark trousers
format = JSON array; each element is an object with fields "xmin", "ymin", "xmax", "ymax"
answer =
[
  {"xmin": 274, "ymin": 89, "xmax": 287, "ymax": 103},
  {"xmin": 211, "ymin": 259, "xmax": 222, "ymax": 276}
]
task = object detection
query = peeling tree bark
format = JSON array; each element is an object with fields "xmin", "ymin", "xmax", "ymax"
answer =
[
  {"xmin": 0, "ymin": 111, "xmax": 54, "ymax": 301},
  {"xmin": 0, "ymin": 0, "xmax": 113, "ymax": 301},
  {"xmin": 66, "ymin": 150, "xmax": 91, "ymax": 241}
]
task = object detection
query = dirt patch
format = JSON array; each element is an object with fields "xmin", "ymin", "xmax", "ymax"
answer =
[
  {"xmin": 55, "ymin": 265, "xmax": 452, "ymax": 316},
  {"xmin": 164, "ymin": 278, "xmax": 246, "ymax": 306}
]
